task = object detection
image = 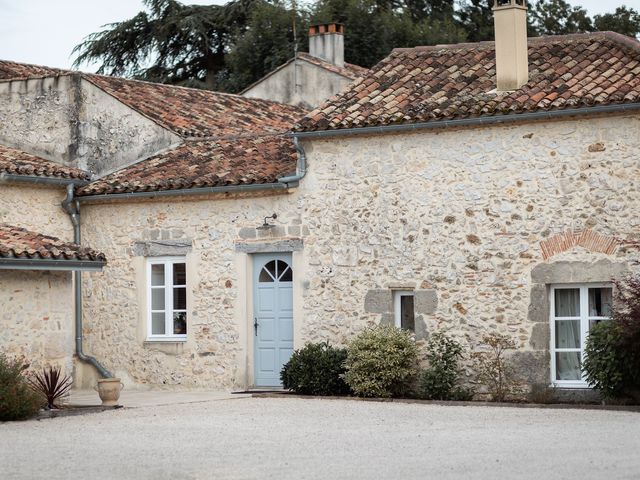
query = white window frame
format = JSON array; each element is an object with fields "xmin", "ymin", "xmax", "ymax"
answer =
[
  {"xmin": 549, "ymin": 283, "xmax": 612, "ymax": 388},
  {"xmin": 146, "ymin": 256, "xmax": 187, "ymax": 342},
  {"xmin": 393, "ymin": 290, "xmax": 415, "ymax": 331}
]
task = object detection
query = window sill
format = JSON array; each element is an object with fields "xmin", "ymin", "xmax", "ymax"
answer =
[
  {"xmin": 145, "ymin": 336, "xmax": 187, "ymax": 343},
  {"xmin": 551, "ymin": 382, "xmax": 591, "ymax": 389}
]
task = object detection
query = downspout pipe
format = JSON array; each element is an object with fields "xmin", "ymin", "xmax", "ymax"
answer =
[
  {"xmin": 62, "ymin": 183, "xmax": 113, "ymax": 379},
  {"xmin": 277, "ymin": 136, "xmax": 307, "ymax": 185}
]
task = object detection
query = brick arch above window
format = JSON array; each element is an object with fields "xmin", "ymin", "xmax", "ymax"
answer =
[{"xmin": 540, "ymin": 229, "xmax": 620, "ymax": 261}]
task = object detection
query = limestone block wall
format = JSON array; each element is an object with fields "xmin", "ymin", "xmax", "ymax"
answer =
[
  {"xmin": 78, "ymin": 112, "xmax": 640, "ymax": 390},
  {"xmin": 80, "ymin": 193, "xmax": 305, "ymax": 389},
  {"xmin": 0, "ymin": 270, "xmax": 74, "ymax": 373},
  {"xmin": 297, "ymin": 112, "xmax": 640, "ymax": 385},
  {"xmin": 0, "ymin": 75, "xmax": 179, "ymax": 177}
]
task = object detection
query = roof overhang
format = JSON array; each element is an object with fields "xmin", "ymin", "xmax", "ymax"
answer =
[
  {"xmin": 292, "ymin": 103, "xmax": 640, "ymax": 139},
  {"xmin": 0, "ymin": 258, "xmax": 106, "ymax": 271},
  {"xmin": 0, "ymin": 173, "xmax": 89, "ymax": 186}
]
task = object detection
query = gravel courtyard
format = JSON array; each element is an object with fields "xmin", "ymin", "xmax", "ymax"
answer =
[{"xmin": 1, "ymin": 397, "xmax": 639, "ymax": 480}]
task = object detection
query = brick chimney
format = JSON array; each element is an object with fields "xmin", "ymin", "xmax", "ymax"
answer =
[
  {"xmin": 493, "ymin": 0, "xmax": 529, "ymax": 91},
  {"xmin": 308, "ymin": 23, "xmax": 344, "ymax": 68}
]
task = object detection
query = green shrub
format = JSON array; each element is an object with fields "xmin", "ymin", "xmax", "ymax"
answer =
[
  {"xmin": 472, "ymin": 333, "xmax": 523, "ymax": 402},
  {"xmin": 583, "ymin": 320, "xmax": 631, "ymax": 399},
  {"xmin": 420, "ymin": 331, "xmax": 473, "ymax": 400},
  {"xmin": 344, "ymin": 325, "xmax": 418, "ymax": 398},
  {"xmin": 281, "ymin": 342, "xmax": 350, "ymax": 396},
  {"xmin": 0, "ymin": 354, "xmax": 43, "ymax": 421},
  {"xmin": 583, "ymin": 276, "xmax": 640, "ymax": 401}
]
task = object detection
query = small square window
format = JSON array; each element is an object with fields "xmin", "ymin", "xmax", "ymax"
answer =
[
  {"xmin": 394, "ymin": 291, "xmax": 415, "ymax": 332},
  {"xmin": 147, "ymin": 258, "xmax": 187, "ymax": 341}
]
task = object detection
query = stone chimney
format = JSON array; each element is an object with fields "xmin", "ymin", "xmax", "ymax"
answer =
[
  {"xmin": 493, "ymin": 0, "xmax": 529, "ymax": 91},
  {"xmin": 308, "ymin": 23, "xmax": 344, "ymax": 68}
]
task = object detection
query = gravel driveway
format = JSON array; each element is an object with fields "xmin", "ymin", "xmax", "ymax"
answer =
[{"xmin": 1, "ymin": 397, "xmax": 639, "ymax": 480}]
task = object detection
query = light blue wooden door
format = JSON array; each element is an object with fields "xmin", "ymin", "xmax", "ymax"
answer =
[{"xmin": 253, "ymin": 253, "xmax": 294, "ymax": 387}]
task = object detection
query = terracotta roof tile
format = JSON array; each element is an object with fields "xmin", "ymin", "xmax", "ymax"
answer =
[
  {"xmin": 0, "ymin": 144, "xmax": 90, "ymax": 180},
  {"xmin": 84, "ymin": 75, "xmax": 305, "ymax": 138},
  {"xmin": 77, "ymin": 135, "xmax": 296, "ymax": 196},
  {"xmin": 0, "ymin": 224, "xmax": 106, "ymax": 262},
  {"xmin": 0, "ymin": 60, "xmax": 63, "ymax": 80},
  {"xmin": 294, "ymin": 32, "xmax": 640, "ymax": 132}
]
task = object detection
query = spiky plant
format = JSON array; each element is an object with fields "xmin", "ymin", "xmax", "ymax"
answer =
[{"xmin": 28, "ymin": 366, "xmax": 73, "ymax": 409}]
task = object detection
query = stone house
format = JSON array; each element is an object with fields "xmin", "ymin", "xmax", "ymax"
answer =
[
  {"xmin": 1, "ymin": 0, "xmax": 640, "ymax": 397},
  {"xmin": 241, "ymin": 23, "xmax": 367, "ymax": 108}
]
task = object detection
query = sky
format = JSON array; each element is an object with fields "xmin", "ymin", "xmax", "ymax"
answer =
[{"xmin": 0, "ymin": 0, "xmax": 639, "ymax": 70}]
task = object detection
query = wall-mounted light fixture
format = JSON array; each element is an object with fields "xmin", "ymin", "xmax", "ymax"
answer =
[{"xmin": 257, "ymin": 213, "xmax": 277, "ymax": 230}]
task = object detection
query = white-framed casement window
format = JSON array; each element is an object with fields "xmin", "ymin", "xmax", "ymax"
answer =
[
  {"xmin": 550, "ymin": 283, "xmax": 613, "ymax": 387},
  {"xmin": 394, "ymin": 290, "xmax": 415, "ymax": 332},
  {"xmin": 147, "ymin": 257, "xmax": 187, "ymax": 341}
]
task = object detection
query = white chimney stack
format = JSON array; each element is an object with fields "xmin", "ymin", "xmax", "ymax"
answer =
[
  {"xmin": 308, "ymin": 23, "xmax": 345, "ymax": 68},
  {"xmin": 493, "ymin": 0, "xmax": 529, "ymax": 91}
]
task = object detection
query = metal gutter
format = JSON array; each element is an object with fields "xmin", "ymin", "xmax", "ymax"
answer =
[
  {"xmin": 0, "ymin": 258, "xmax": 106, "ymax": 271},
  {"xmin": 76, "ymin": 182, "xmax": 291, "ymax": 203},
  {"xmin": 291, "ymin": 103, "xmax": 640, "ymax": 139},
  {"xmin": 62, "ymin": 183, "xmax": 113, "ymax": 379},
  {"xmin": 0, "ymin": 173, "xmax": 90, "ymax": 186}
]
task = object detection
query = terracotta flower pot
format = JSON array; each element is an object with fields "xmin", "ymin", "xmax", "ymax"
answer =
[{"xmin": 94, "ymin": 378, "xmax": 124, "ymax": 406}]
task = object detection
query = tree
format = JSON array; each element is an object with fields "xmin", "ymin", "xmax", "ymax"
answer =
[
  {"xmin": 530, "ymin": 0, "xmax": 592, "ymax": 35},
  {"xmin": 458, "ymin": 0, "xmax": 494, "ymax": 42},
  {"xmin": 223, "ymin": 0, "xmax": 308, "ymax": 93},
  {"xmin": 73, "ymin": 0, "xmax": 259, "ymax": 89},
  {"xmin": 594, "ymin": 7, "xmax": 640, "ymax": 38}
]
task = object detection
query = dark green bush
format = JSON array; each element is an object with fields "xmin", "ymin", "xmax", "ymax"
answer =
[
  {"xmin": 584, "ymin": 321, "xmax": 631, "ymax": 399},
  {"xmin": 583, "ymin": 276, "xmax": 640, "ymax": 401},
  {"xmin": 281, "ymin": 342, "xmax": 350, "ymax": 396},
  {"xmin": 420, "ymin": 331, "xmax": 473, "ymax": 401},
  {"xmin": 0, "ymin": 354, "xmax": 43, "ymax": 421},
  {"xmin": 344, "ymin": 325, "xmax": 418, "ymax": 398}
]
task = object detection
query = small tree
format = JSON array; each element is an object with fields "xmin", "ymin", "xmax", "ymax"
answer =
[
  {"xmin": 420, "ymin": 331, "xmax": 472, "ymax": 400},
  {"xmin": 344, "ymin": 325, "xmax": 418, "ymax": 398},
  {"xmin": 472, "ymin": 333, "xmax": 522, "ymax": 402}
]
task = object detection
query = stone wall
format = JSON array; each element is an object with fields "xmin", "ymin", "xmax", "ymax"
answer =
[
  {"xmin": 0, "ymin": 184, "xmax": 72, "ymax": 241},
  {"xmin": 79, "ymin": 112, "xmax": 640, "ymax": 390},
  {"xmin": 0, "ymin": 270, "xmax": 74, "ymax": 373},
  {"xmin": 242, "ymin": 59, "xmax": 354, "ymax": 109},
  {"xmin": 0, "ymin": 75, "xmax": 179, "ymax": 177}
]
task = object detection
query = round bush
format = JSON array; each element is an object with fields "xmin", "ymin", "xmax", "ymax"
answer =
[
  {"xmin": 280, "ymin": 342, "xmax": 350, "ymax": 396},
  {"xmin": 344, "ymin": 325, "xmax": 418, "ymax": 398},
  {"xmin": 420, "ymin": 331, "xmax": 472, "ymax": 400},
  {"xmin": 0, "ymin": 354, "xmax": 43, "ymax": 421}
]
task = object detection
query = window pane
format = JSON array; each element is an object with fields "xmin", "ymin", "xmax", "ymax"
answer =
[
  {"xmin": 400, "ymin": 295, "xmax": 415, "ymax": 331},
  {"xmin": 589, "ymin": 288, "xmax": 612, "ymax": 317},
  {"xmin": 173, "ymin": 263, "xmax": 186, "ymax": 286},
  {"xmin": 556, "ymin": 352, "xmax": 581, "ymax": 381},
  {"xmin": 173, "ymin": 312, "xmax": 187, "ymax": 335},
  {"xmin": 589, "ymin": 319, "xmax": 608, "ymax": 331},
  {"xmin": 554, "ymin": 289, "xmax": 580, "ymax": 317},
  {"xmin": 259, "ymin": 267, "xmax": 275, "ymax": 282},
  {"xmin": 174, "ymin": 287, "xmax": 187, "ymax": 310},
  {"xmin": 151, "ymin": 264, "xmax": 165, "ymax": 286},
  {"xmin": 280, "ymin": 266, "xmax": 293, "ymax": 282},
  {"xmin": 151, "ymin": 288, "xmax": 165, "ymax": 310},
  {"xmin": 555, "ymin": 320, "xmax": 580, "ymax": 349},
  {"xmin": 151, "ymin": 312, "xmax": 165, "ymax": 335}
]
